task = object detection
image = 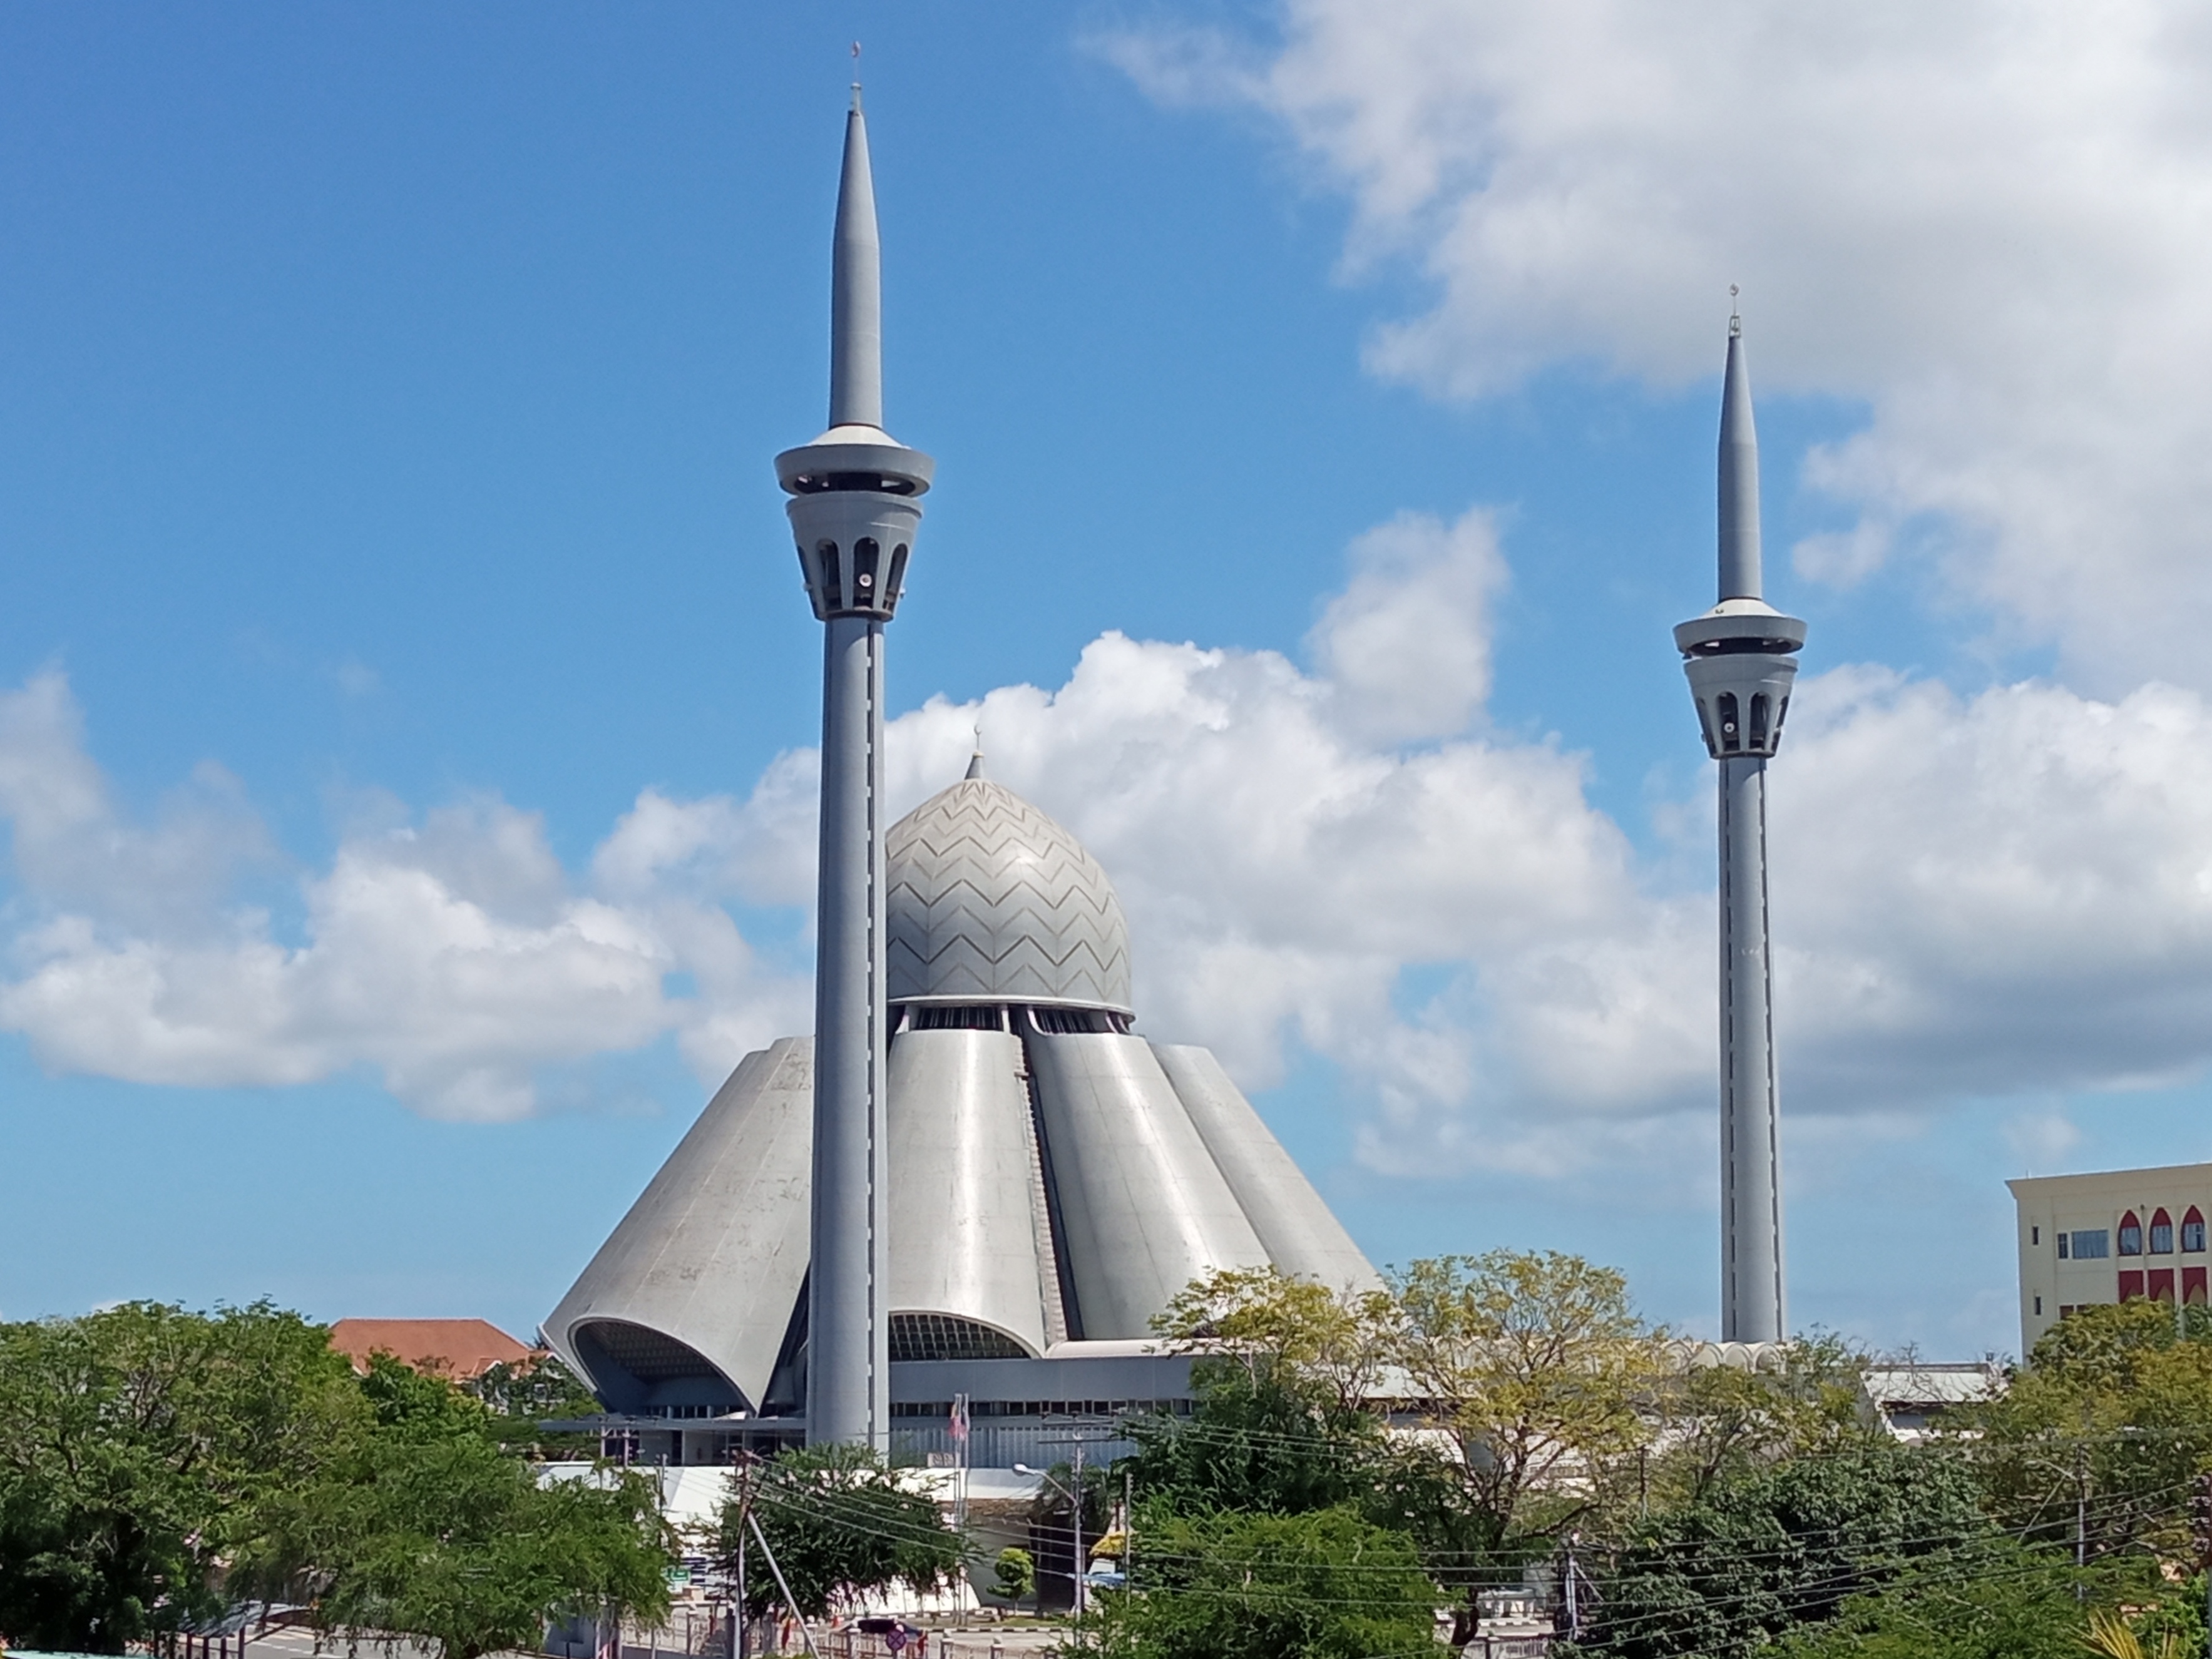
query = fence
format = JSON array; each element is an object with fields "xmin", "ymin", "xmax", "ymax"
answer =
[
  {"xmin": 617, "ymin": 1630, "xmax": 1048, "ymax": 1659},
  {"xmin": 889, "ymin": 1424, "xmax": 1139, "ymax": 1469}
]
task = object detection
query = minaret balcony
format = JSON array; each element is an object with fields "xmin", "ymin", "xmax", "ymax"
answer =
[
  {"xmin": 1677, "ymin": 601, "xmax": 1806, "ymax": 760},
  {"xmin": 777, "ymin": 429, "xmax": 933, "ymax": 623}
]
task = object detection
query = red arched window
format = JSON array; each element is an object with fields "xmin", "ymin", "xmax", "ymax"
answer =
[
  {"xmin": 2152, "ymin": 1209, "xmax": 2175, "ymax": 1254},
  {"xmin": 2119, "ymin": 1211, "xmax": 2144, "ymax": 1256},
  {"xmin": 2186, "ymin": 1208, "xmax": 2207, "ymax": 1253}
]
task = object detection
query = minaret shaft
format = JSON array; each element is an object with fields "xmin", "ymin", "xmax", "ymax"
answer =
[
  {"xmin": 1719, "ymin": 755, "xmax": 1784, "ymax": 1341},
  {"xmin": 777, "ymin": 92, "xmax": 931, "ymax": 1449},
  {"xmin": 810, "ymin": 616, "xmax": 889, "ymax": 1446},
  {"xmin": 1675, "ymin": 315, "xmax": 1801, "ymax": 1348}
]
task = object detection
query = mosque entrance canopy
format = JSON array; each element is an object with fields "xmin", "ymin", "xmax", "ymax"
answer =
[{"xmin": 571, "ymin": 1319, "xmax": 743, "ymax": 1416}]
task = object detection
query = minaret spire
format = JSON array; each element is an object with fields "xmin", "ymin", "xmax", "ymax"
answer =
[
  {"xmin": 1672, "ymin": 305, "xmax": 1806, "ymax": 1347},
  {"xmin": 1718, "ymin": 308, "xmax": 1760, "ymax": 601},
  {"xmin": 829, "ymin": 82, "xmax": 884, "ymax": 431},
  {"xmin": 775, "ymin": 89, "xmax": 935, "ymax": 1450}
]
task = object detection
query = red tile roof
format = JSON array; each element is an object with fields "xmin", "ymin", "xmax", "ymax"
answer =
[{"xmin": 329, "ymin": 1317, "xmax": 534, "ymax": 1380}]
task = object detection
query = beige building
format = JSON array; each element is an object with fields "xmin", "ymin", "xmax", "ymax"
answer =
[{"xmin": 2009, "ymin": 1163, "xmax": 2212, "ymax": 1352}]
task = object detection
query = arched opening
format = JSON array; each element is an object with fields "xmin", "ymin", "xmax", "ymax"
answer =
[
  {"xmin": 885, "ymin": 542, "xmax": 909, "ymax": 605},
  {"xmin": 2119, "ymin": 1211, "xmax": 2144, "ymax": 1256},
  {"xmin": 888, "ymin": 1313, "xmax": 1032, "ymax": 1363},
  {"xmin": 570, "ymin": 1319, "xmax": 745, "ymax": 1417},
  {"xmin": 816, "ymin": 540, "xmax": 843, "ymax": 611},
  {"xmin": 2152, "ymin": 1209, "xmax": 2174, "ymax": 1253},
  {"xmin": 1749, "ymin": 692, "xmax": 1771, "ymax": 750},
  {"xmin": 2185, "ymin": 1207, "xmax": 2206, "ymax": 1253},
  {"xmin": 1717, "ymin": 692, "xmax": 1741, "ymax": 752},
  {"xmin": 851, "ymin": 536, "xmax": 881, "ymax": 605}
]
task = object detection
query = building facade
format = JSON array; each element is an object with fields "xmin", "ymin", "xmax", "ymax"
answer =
[
  {"xmin": 2009, "ymin": 1163, "xmax": 2212, "ymax": 1352},
  {"xmin": 541, "ymin": 93, "xmax": 1376, "ymax": 1465}
]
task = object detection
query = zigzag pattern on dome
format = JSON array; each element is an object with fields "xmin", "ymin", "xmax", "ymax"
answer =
[{"xmin": 887, "ymin": 776, "xmax": 1134, "ymax": 1013}]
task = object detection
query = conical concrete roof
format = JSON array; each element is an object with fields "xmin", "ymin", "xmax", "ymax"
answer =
[{"xmin": 886, "ymin": 768, "xmax": 1133, "ymax": 1013}]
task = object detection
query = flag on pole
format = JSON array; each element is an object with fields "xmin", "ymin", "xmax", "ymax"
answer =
[{"xmin": 950, "ymin": 1391, "xmax": 969, "ymax": 1447}]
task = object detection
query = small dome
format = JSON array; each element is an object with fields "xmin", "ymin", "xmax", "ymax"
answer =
[{"xmin": 887, "ymin": 772, "xmax": 1133, "ymax": 1013}]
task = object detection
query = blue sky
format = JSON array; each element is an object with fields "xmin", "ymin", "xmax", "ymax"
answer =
[{"xmin": 8, "ymin": 2, "xmax": 2212, "ymax": 1358}]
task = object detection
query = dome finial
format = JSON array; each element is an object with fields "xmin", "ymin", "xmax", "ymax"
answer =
[{"xmin": 965, "ymin": 724, "xmax": 986, "ymax": 780}]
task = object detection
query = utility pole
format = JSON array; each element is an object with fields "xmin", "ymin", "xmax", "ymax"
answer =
[
  {"xmin": 1123, "ymin": 1470, "xmax": 1135, "ymax": 1587},
  {"xmin": 734, "ymin": 1456, "xmax": 750, "ymax": 1659},
  {"xmin": 2195, "ymin": 1471, "xmax": 2212, "ymax": 1659},
  {"xmin": 1072, "ymin": 1441, "xmax": 1088, "ymax": 1622},
  {"xmin": 1563, "ymin": 1531, "xmax": 1583, "ymax": 1643}
]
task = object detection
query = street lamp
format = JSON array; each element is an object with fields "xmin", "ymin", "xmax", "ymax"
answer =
[{"xmin": 1013, "ymin": 1456, "xmax": 1089, "ymax": 1619}]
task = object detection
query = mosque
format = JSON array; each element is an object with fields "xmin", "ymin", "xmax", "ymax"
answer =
[{"xmin": 541, "ymin": 96, "xmax": 1378, "ymax": 1467}]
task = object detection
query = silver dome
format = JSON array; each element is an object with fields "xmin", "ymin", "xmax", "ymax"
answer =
[{"xmin": 886, "ymin": 765, "xmax": 1134, "ymax": 1013}]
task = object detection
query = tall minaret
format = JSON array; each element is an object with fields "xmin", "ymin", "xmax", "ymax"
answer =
[
  {"xmin": 774, "ymin": 86, "xmax": 933, "ymax": 1447},
  {"xmin": 1673, "ymin": 310, "xmax": 1805, "ymax": 1345}
]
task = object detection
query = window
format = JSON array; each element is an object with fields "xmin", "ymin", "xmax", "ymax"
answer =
[
  {"xmin": 2059, "ymin": 1231, "xmax": 2069, "ymax": 1258},
  {"xmin": 2186, "ymin": 1207, "xmax": 2206, "ymax": 1252},
  {"xmin": 2034, "ymin": 1295, "xmax": 2044, "ymax": 1315},
  {"xmin": 2152, "ymin": 1209, "xmax": 2174, "ymax": 1253},
  {"xmin": 2120, "ymin": 1212, "xmax": 2144, "ymax": 1255},
  {"xmin": 2032, "ymin": 1225, "xmax": 2041, "ymax": 1245},
  {"xmin": 2071, "ymin": 1230, "xmax": 2111, "ymax": 1259}
]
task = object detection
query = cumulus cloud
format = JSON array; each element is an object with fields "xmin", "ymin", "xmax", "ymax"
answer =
[
  {"xmin": 0, "ymin": 677, "xmax": 808, "ymax": 1120},
  {"xmin": 1098, "ymin": 0, "xmax": 2212, "ymax": 688},
  {"xmin": 14, "ymin": 501, "xmax": 2212, "ymax": 1178}
]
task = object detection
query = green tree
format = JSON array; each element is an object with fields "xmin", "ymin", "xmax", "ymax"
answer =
[
  {"xmin": 0, "ymin": 1300, "xmax": 361, "ymax": 1653},
  {"xmin": 1572, "ymin": 1438, "xmax": 1990, "ymax": 1659},
  {"xmin": 1085, "ymin": 1506, "xmax": 1436, "ymax": 1659},
  {"xmin": 717, "ymin": 1444, "xmax": 965, "ymax": 1620},
  {"xmin": 465, "ymin": 1352, "xmax": 603, "ymax": 1457},
  {"xmin": 256, "ymin": 1355, "xmax": 673, "ymax": 1659},
  {"xmin": 1967, "ymin": 1300, "xmax": 2212, "ymax": 1561},
  {"xmin": 1645, "ymin": 1334, "xmax": 1875, "ymax": 1508},
  {"xmin": 1385, "ymin": 1252, "xmax": 1667, "ymax": 1635},
  {"xmin": 1153, "ymin": 1266, "xmax": 1395, "ymax": 1412},
  {"xmin": 1771, "ymin": 1544, "xmax": 2201, "ymax": 1659},
  {"xmin": 1124, "ymin": 1364, "xmax": 1380, "ymax": 1518},
  {"xmin": 1134, "ymin": 1266, "xmax": 1395, "ymax": 1522},
  {"xmin": 992, "ymin": 1546, "xmax": 1036, "ymax": 1611}
]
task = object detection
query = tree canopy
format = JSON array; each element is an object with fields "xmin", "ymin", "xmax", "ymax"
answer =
[
  {"xmin": 0, "ymin": 1304, "xmax": 670, "ymax": 1658},
  {"xmin": 716, "ymin": 1442, "xmax": 965, "ymax": 1620}
]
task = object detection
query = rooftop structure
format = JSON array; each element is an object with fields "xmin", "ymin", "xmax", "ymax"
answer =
[
  {"xmin": 2010, "ymin": 1161, "xmax": 2212, "ymax": 1352},
  {"xmin": 542, "ymin": 758, "xmax": 1378, "ymax": 1461},
  {"xmin": 541, "ymin": 98, "xmax": 1376, "ymax": 1457},
  {"xmin": 327, "ymin": 1317, "xmax": 533, "ymax": 1380}
]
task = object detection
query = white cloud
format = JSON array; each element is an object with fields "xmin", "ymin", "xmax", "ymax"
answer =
[
  {"xmin": 14, "ymin": 505, "xmax": 2212, "ymax": 1182},
  {"xmin": 1099, "ymin": 0, "xmax": 2212, "ymax": 689},
  {"xmin": 0, "ymin": 680, "xmax": 809, "ymax": 1121}
]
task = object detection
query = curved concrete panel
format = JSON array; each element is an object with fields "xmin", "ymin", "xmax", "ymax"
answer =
[
  {"xmin": 1026, "ymin": 1031, "xmax": 1269, "ymax": 1339},
  {"xmin": 543, "ymin": 1038, "xmax": 813, "ymax": 1414},
  {"xmin": 1152, "ymin": 1043, "xmax": 1383, "ymax": 1294},
  {"xmin": 886, "ymin": 1028, "xmax": 1051, "ymax": 1357}
]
